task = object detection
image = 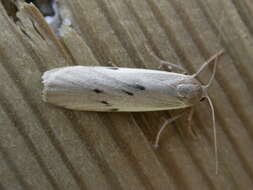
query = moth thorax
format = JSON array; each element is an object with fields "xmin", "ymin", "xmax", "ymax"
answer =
[{"xmin": 176, "ymin": 83, "xmax": 203, "ymax": 104}]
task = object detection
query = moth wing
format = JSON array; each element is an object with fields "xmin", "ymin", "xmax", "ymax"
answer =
[{"xmin": 42, "ymin": 66, "xmax": 191, "ymax": 111}]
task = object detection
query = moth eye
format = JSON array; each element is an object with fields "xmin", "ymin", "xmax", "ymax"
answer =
[{"xmin": 200, "ymin": 97, "xmax": 206, "ymax": 102}]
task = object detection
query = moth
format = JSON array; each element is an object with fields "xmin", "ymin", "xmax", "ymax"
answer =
[{"xmin": 42, "ymin": 49, "xmax": 224, "ymax": 172}]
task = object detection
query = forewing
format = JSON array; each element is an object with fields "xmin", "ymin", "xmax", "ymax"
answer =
[{"xmin": 42, "ymin": 66, "xmax": 191, "ymax": 112}]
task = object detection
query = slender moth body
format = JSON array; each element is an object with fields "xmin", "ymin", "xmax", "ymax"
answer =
[{"xmin": 42, "ymin": 49, "xmax": 224, "ymax": 173}]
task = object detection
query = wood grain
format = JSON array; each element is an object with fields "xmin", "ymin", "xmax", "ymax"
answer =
[{"xmin": 0, "ymin": 1, "xmax": 253, "ymax": 189}]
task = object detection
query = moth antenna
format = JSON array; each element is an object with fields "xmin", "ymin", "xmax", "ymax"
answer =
[
  {"xmin": 192, "ymin": 49, "xmax": 224, "ymax": 79},
  {"xmin": 200, "ymin": 52, "xmax": 222, "ymax": 174},
  {"xmin": 206, "ymin": 94, "xmax": 218, "ymax": 174},
  {"xmin": 205, "ymin": 56, "xmax": 218, "ymax": 88},
  {"xmin": 201, "ymin": 55, "xmax": 219, "ymax": 174}
]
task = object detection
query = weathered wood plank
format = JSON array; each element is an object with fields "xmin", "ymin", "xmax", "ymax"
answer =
[{"xmin": 0, "ymin": 0, "xmax": 253, "ymax": 189}]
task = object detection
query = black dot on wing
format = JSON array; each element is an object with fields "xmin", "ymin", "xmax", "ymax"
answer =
[
  {"xmin": 94, "ymin": 89, "xmax": 103, "ymax": 93},
  {"xmin": 100, "ymin": 101, "xmax": 110, "ymax": 106},
  {"xmin": 109, "ymin": 108, "xmax": 119, "ymax": 112},
  {"xmin": 132, "ymin": 84, "xmax": 146, "ymax": 90},
  {"xmin": 122, "ymin": 90, "xmax": 134, "ymax": 96}
]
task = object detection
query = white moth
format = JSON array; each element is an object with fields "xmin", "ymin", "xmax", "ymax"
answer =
[{"xmin": 42, "ymin": 49, "xmax": 224, "ymax": 173}]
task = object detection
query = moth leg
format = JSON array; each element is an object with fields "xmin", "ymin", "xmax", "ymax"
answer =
[
  {"xmin": 157, "ymin": 59, "xmax": 186, "ymax": 74},
  {"xmin": 158, "ymin": 60, "xmax": 187, "ymax": 74},
  {"xmin": 145, "ymin": 44, "xmax": 186, "ymax": 73},
  {"xmin": 187, "ymin": 107, "xmax": 197, "ymax": 139},
  {"xmin": 154, "ymin": 113, "xmax": 185, "ymax": 148}
]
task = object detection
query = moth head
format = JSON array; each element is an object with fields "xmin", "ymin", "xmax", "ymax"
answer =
[
  {"xmin": 176, "ymin": 83, "xmax": 203, "ymax": 103},
  {"xmin": 176, "ymin": 49, "xmax": 224, "ymax": 104}
]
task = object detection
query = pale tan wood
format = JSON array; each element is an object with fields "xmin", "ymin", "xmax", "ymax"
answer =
[{"xmin": 0, "ymin": 1, "xmax": 253, "ymax": 189}]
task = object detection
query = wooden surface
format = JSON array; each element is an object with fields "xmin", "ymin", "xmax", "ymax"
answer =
[{"xmin": 0, "ymin": 0, "xmax": 253, "ymax": 189}]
